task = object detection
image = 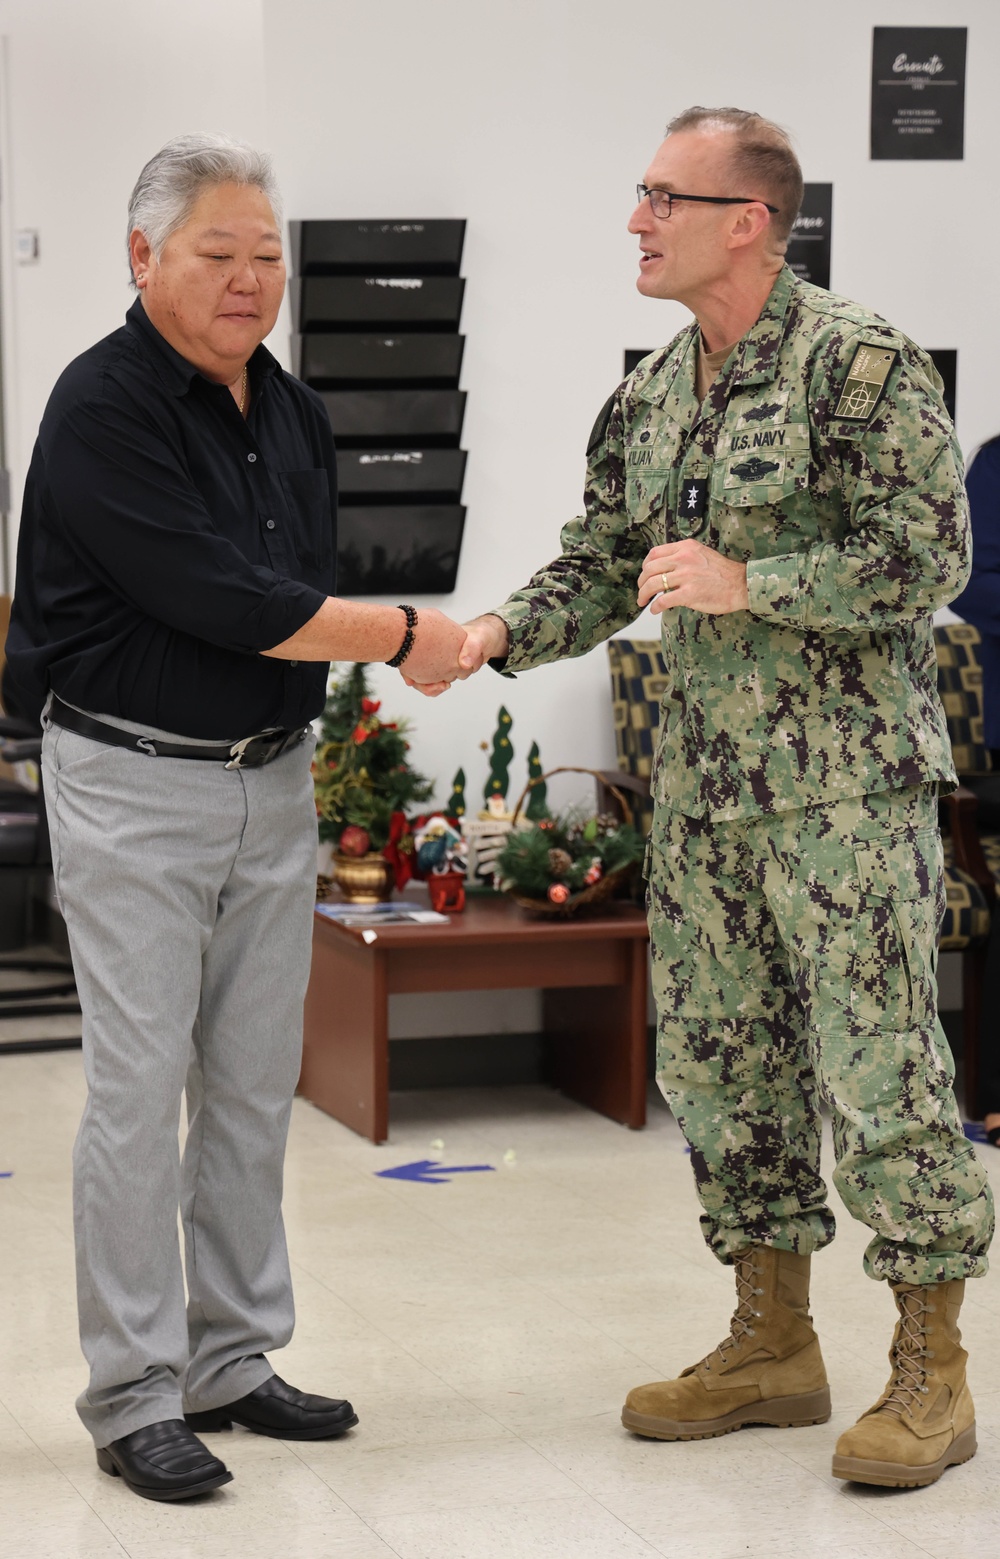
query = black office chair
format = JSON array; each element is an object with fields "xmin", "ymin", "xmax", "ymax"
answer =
[{"xmin": 0, "ymin": 686, "xmax": 80, "ymax": 1051}]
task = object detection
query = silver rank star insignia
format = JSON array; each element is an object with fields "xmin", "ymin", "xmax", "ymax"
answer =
[{"xmin": 679, "ymin": 476, "xmax": 708, "ymax": 522}]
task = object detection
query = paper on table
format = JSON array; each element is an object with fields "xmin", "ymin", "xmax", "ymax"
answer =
[{"xmin": 315, "ymin": 902, "xmax": 449, "ymax": 928}]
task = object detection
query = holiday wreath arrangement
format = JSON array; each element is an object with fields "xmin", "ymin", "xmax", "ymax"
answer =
[
  {"xmin": 494, "ymin": 766, "xmax": 644, "ymax": 918},
  {"xmin": 313, "ymin": 665, "xmax": 433, "ymax": 902}
]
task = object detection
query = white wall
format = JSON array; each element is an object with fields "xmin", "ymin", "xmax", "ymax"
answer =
[
  {"xmin": 261, "ymin": 0, "xmax": 1000, "ymax": 812},
  {"xmin": 0, "ymin": 0, "xmax": 266, "ymax": 580},
  {"xmin": 0, "ymin": 0, "xmax": 994, "ymax": 807}
]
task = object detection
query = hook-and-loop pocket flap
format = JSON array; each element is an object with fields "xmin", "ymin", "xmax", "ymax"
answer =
[{"xmin": 854, "ymin": 831, "xmax": 938, "ymax": 901}]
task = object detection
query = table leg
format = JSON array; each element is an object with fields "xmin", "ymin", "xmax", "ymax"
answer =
[
  {"xmin": 299, "ymin": 934, "xmax": 389, "ymax": 1143},
  {"xmin": 542, "ymin": 939, "xmax": 648, "ymax": 1127}
]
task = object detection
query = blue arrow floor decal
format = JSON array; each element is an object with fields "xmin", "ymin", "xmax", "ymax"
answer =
[{"xmin": 375, "ymin": 1159, "xmax": 495, "ymax": 1185}]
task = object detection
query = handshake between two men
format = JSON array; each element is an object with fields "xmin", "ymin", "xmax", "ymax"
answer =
[{"xmin": 395, "ymin": 537, "xmax": 751, "ymax": 696}]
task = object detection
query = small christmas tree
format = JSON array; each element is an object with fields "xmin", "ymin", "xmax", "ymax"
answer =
[
  {"xmin": 524, "ymin": 742, "xmax": 549, "ymax": 820},
  {"xmin": 312, "ymin": 664, "xmax": 433, "ymax": 851},
  {"xmin": 484, "ymin": 706, "xmax": 514, "ymax": 805},
  {"xmin": 448, "ymin": 768, "xmax": 466, "ymax": 819}
]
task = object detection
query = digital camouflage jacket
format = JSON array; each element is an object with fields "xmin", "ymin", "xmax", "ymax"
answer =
[{"xmin": 490, "ymin": 264, "xmax": 969, "ymax": 819}]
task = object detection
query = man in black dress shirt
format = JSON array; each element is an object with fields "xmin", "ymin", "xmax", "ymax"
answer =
[{"xmin": 6, "ymin": 133, "xmax": 466, "ymax": 1502}]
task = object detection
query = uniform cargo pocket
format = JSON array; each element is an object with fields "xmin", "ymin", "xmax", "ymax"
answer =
[
  {"xmin": 907, "ymin": 1144, "xmax": 988, "ymax": 1211},
  {"xmin": 850, "ymin": 828, "xmax": 943, "ymax": 1031}
]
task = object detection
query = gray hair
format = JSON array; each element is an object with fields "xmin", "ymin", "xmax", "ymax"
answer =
[
  {"xmin": 126, "ymin": 132, "xmax": 282, "ymax": 285},
  {"xmin": 664, "ymin": 107, "xmax": 803, "ymax": 248}
]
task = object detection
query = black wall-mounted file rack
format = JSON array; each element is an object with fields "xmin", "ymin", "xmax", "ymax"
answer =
[{"xmin": 289, "ymin": 219, "xmax": 468, "ymax": 595}]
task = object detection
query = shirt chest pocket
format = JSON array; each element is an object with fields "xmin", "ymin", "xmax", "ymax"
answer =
[
  {"xmin": 625, "ymin": 467, "xmax": 673, "ymax": 532},
  {"xmin": 624, "ymin": 422, "xmax": 684, "ymax": 533},
  {"xmin": 710, "ymin": 421, "xmax": 812, "ymax": 543},
  {"xmin": 712, "ymin": 447, "xmax": 810, "ymax": 507},
  {"xmin": 277, "ymin": 469, "xmax": 334, "ymax": 577}
]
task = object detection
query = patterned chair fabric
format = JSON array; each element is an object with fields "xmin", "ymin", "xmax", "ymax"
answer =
[
  {"xmin": 934, "ymin": 621, "xmax": 991, "ymax": 777},
  {"xmin": 940, "ymin": 839, "xmax": 992, "ymax": 951},
  {"xmin": 607, "ymin": 638, "xmax": 668, "ymax": 837},
  {"xmin": 976, "ymin": 831, "xmax": 1000, "ymax": 886},
  {"xmin": 933, "ymin": 621, "xmax": 998, "ymax": 948},
  {"xmin": 607, "ymin": 639, "xmax": 668, "ymax": 782}
]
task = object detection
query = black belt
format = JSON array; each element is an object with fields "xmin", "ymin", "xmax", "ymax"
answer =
[{"xmin": 49, "ymin": 696, "xmax": 308, "ymax": 770}]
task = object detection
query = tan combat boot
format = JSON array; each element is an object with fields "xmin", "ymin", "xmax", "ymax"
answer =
[
  {"xmin": 621, "ymin": 1247, "xmax": 831, "ymax": 1440},
  {"xmin": 832, "ymin": 1279, "xmax": 976, "ymax": 1488}
]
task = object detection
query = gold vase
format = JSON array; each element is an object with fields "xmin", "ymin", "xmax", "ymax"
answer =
[{"xmin": 332, "ymin": 852, "xmax": 394, "ymax": 904}]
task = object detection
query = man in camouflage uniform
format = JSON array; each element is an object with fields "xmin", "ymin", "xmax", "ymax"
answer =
[{"xmin": 444, "ymin": 107, "xmax": 994, "ymax": 1487}]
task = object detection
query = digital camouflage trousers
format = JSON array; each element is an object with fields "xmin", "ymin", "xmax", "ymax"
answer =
[{"xmin": 647, "ymin": 784, "xmax": 994, "ymax": 1284}]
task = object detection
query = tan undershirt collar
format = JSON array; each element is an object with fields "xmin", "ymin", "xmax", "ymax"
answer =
[{"xmin": 695, "ymin": 335, "xmax": 738, "ymax": 403}]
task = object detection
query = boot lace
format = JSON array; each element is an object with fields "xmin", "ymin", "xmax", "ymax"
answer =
[
  {"xmin": 882, "ymin": 1287, "xmax": 933, "ymax": 1417},
  {"xmin": 702, "ymin": 1254, "xmax": 764, "ymax": 1370}
]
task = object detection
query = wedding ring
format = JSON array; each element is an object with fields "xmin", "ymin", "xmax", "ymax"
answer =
[{"xmin": 661, "ymin": 573, "xmax": 671, "ymax": 593}]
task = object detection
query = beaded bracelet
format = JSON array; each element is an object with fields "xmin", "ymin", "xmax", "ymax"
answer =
[{"xmin": 386, "ymin": 604, "xmax": 418, "ymax": 668}]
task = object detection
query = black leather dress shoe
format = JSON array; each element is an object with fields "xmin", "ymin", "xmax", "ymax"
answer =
[
  {"xmin": 186, "ymin": 1373, "xmax": 359, "ymax": 1440},
  {"xmin": 95, "ymin": 1419, "xmax": 233, "ymax": 1501}
]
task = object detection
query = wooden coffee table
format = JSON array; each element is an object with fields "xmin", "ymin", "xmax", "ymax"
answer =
[{"xmin": 299, "ymin": 894, "xmax": 650, "ymax": 1143}]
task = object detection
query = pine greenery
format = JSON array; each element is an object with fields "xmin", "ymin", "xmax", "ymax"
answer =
[
  {"xmin": 313, "ymin": 664, "xmax": 433, "ymax": 849},
  {"xmin": 495, "ymin": 812, "xmax": 643, "ymax": 898}
]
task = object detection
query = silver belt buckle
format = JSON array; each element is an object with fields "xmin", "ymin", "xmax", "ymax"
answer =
[{"xmin": 225, "ymin": 736, "xmax": 256, "ymax": 771}]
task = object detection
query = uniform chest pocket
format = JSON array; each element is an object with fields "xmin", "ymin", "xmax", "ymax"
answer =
[
  {"xmin": 278, "ymin": 469, "xmax": 334, "ymax": 576},
  {"xmin": 625, "ymin": 464, "xmax": 672, "ymax": 527},
  {"xmin": 713, "ymin": 419, "xmax": 812, "ymax": 509},
  {"xmin": 713, "ymin": 448, "xmax": 810, "ymax": 508}
]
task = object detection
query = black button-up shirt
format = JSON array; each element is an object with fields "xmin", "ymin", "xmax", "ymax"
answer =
[{"xmin": 7, "ymin": 298, "xmax": 336, "ymax": 738}]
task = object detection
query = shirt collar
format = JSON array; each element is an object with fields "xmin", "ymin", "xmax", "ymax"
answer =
[
  {"xmin": 637, "ymin": 263, "xmax": 799, "ymax": 409},
  {"xmin": 124, "ymin": 296, "xmax": 282, "ymax": 398},
  {"xmin": 725, "ymin": 263, "xmax": 797, "ymax": 390}
]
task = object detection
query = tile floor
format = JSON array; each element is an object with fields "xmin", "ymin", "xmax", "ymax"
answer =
[{"xmin": 0, "ymin": 1052, "xmax": 998, "ymax": 1559}]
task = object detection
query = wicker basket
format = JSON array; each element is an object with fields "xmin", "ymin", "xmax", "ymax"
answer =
[{"xmin": 502, "ymin": 766, "xmax": 638, "ymax": 919}]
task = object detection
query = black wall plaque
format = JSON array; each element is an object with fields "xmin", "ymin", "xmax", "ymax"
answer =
[
  {"xmin": 787, "ymin": 184, "xmax": 832, "ymax": 291},
  {"xmin": 320, "ymin": 389, "xmax": 467, "ymax": 447},
  {"xmin": 338, "ymin": 449, "xmax": 467, "ymax": 503},
  {"xmin": 337, "ymin": 505, "xmax": 466, "ymax": 595},
  {"xmin": 290, "ymin": 219, "xmax": 465, "ymax": 275},
  {"xmin": 292, "ymin": 276, "xmax": 465, "ymax": 333},
  {"xmin": 870, "ymin": 27, "xmax": 967, "ymax": 160},
  {"xmin": 295, "ymin": 332, "xmax": 465, "ymax": 387},
  {"xmin": 290, "ymin": 219, "xmax": 469, "ymax": 593},
  {"xmin": 928, "ymin": 349, "xmax": 957, "ymax": 423}
]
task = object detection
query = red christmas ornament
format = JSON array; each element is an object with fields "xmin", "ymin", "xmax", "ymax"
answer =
[
  {"xmin": 360, "ymin": 698, "xmax": 381, "ymax": 716},
  {"xmin": 339, "ymin": 825, "xmax": 371, "ymax": 858},
  {"xmin": 547, "ymin": 882, "xmax": 570, "ymax": 905},
  {"xmin": 583, "ymin": 858, "xmax": 603, "ymax": 886}
]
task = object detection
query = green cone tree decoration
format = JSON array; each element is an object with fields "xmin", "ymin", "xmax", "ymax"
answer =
[
  {"xmin": 448, "ymin": 767, "xmax": 467, "ymax": 819},
  {"xmin": 524, "ymin": 741, "xmax": 549, "ymax": 820},
  {"xmin": 484, "ymin": 706, "xmax": 514, "ymax": 805}
]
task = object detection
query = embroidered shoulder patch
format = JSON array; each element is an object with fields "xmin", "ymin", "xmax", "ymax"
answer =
[
  {"xmin": 833, "ymin": 343, "xmax": 900, "ymax": 422},
  {"xmin": 586, "ymin": 393, "xmax": 616, "ymax": 457}
]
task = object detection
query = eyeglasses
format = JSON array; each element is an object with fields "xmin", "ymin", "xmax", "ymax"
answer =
[{"xmin": 636, "ymin": 184, "xmax": 779, "ymax": 219}]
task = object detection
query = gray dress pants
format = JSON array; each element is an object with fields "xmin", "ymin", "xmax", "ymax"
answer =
[{"xmin": 42, "ymin": 720, "xmax": 318, "ymax": 1448}]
